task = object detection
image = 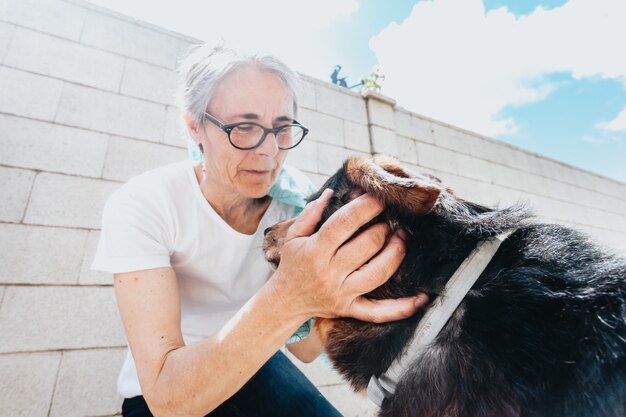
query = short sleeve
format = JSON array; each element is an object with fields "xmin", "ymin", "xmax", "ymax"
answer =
[{"xmin": 91, "ymin": 187, "xmax": 172, "ymax": 274}]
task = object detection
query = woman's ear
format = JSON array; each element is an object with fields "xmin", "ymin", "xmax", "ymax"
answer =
[
  {"xmin": 345, "ymin": 156, "xmax": 441, "ymax": 215},
  {"xmin": 183, "ymin": 112, "xmax": 202, "ymax": 143}
]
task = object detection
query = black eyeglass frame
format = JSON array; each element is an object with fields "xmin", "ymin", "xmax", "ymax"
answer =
[{"xmin": 202, "ymin": 112, "xmax": 309, "ymax": 150}]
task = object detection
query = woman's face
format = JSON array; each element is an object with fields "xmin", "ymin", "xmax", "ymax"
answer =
[{"xmin": 197, "ymin": 67, "xmax": 294, "ymax": 199}]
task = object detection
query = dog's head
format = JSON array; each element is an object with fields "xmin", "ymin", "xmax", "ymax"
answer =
[
  {"xmin": 263, "ymin": 155, "xmax": 529, "ymax": 390},
  {"xmin": 262, "ymin": 155, "xmax": 449, "ymax": 387},
  {"xmin": 263, "ymin": 154, "xmax": 443, "ymax": 265}
]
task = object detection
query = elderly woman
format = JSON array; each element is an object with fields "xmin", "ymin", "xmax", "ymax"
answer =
[{"xmin": 92, "ymin": 45, "xmax": 428, "ymax": 417}]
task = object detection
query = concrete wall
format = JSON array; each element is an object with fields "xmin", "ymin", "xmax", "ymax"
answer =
[{"xmin": 1, "ymin": 0, "xmax": 625, "ymax": 416}]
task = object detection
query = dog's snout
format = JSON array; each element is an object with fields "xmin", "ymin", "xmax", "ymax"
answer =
[{"xmin": 264, "ymin": 227, "xmax": 271, "ymax": 236}]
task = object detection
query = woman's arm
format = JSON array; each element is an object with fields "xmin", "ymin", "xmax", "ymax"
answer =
[
  {"xmin": 115, "ymin": 266, "xmax": 310, "ymax": 417},
  {"xmin": 115, "ymin": 190, "xmax": 426, "ymax": 416}
]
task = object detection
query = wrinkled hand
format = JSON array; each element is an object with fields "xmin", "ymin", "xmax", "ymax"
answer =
[{"xmin": 270, "ymin": 189, "xmax": 428, "ymax": 323}]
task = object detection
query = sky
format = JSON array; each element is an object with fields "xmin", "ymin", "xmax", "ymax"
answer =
[{"xmin": 86, "ymin": 0, "xmax": 626, "ymax": 183}]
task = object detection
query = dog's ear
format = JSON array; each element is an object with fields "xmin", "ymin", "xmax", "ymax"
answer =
[{"xmin": 345, "ymin": 155, "xmax": 441, "ymax": 214}]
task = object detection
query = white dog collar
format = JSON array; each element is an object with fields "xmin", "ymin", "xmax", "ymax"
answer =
[{"xmin": 367, "ymin": 230, "xmax": 515, "ymax": 406}]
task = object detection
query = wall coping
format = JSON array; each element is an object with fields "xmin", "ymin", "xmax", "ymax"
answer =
[{"xmin": 363, "ymin": 91, "xmax": 397, "ymax": 106}]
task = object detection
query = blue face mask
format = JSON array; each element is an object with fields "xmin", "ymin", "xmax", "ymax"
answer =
[{"xmin": 268, "ymin": 163, "xmax": 318, "ymax": 216}]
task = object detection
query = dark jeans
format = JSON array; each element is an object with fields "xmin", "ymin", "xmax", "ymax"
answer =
[{"xmin": 121, "ymin": 350, "xmax": 343, "ymax": 417}]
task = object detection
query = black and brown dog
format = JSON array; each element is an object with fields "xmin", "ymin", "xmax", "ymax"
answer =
[{"xmin": 263, "ymin": 155, "xmax": 626, "ymax": 417}]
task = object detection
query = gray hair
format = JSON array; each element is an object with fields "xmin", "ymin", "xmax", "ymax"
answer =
[{"xmin": 176, "ymin": 44, "xmax": 301, "ymax": 122}]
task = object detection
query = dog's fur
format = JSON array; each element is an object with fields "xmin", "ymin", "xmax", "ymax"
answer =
[{"xmin": 263, "ymin": 155, "xmax": 626, "ymax": 417}]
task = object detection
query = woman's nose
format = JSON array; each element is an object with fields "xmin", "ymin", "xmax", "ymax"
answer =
[{"xmin": 256, "ymin": 132, "xmax": 280, "ymax": 157}]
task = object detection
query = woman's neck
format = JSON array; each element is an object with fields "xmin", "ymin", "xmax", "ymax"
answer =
[{"xmin": 194, "ymin": 164, "xmax": 271, "ymax": 234}]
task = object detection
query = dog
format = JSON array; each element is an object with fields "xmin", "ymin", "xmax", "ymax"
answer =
[{"xmin": 263, "ymin": 155, "xmax": 626, "ymax": 417}]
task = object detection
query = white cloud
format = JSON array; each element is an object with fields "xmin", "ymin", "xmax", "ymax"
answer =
[
  {"xmin": 597, "ymin": 107, "xmax": 626, "ymax": 132},
  {"xmin": 580, "ymin": 135, "xmax": 623, "ymax": 144},
  {"xmin": 369, "ymin": 0, "xmax": 626, "ymax": 137},
  {"xmin": 580, "ymin": 136, "xmax": 603, "ymax": 144},
  {"xmin": 86, "ymin": 0, "xmax": 359, "ymax": 80}
]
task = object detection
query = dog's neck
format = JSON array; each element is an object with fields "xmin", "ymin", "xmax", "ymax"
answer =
[
  {"xmin": 401, "ymin": 197, "xmax": 529, "ymax": 295},
  {"xmin": 368, "ymin": 230, "xmax": 516, "ymax": 406},
  {"xmin": 404, "ymin": 223, "xmax": 487, "ymax": 295}
]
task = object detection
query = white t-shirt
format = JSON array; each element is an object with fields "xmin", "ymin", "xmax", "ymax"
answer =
[{"xmin": 91, "ymin": 158, "xmax": 295, "ymax": 398}]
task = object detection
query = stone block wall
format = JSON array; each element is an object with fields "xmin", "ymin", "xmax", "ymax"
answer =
[{"xmin": 1, "ymin": 1, "xmax": 624, "ymax": 416}]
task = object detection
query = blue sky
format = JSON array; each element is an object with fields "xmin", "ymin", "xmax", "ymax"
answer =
[
  {"xmin": 484, "ymin": 0, "xmax": 626, "ymax": 183},
  {"xmin": 87, "ymin": 0, "xmax": 626, "ymax": 183}
]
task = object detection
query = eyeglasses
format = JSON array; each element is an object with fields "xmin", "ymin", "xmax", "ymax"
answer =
[{"xmin": 202, "ymin": 112, "xmax": 309, "ymax": 150}]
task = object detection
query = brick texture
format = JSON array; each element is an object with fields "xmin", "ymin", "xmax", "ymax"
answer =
[
  {"xmin": 49, "ymin": 348, "xmax": 126, "ymax": 417},
  {"xmin": 394, "ymin": 110, "xmax": 435, "ymax": 144},
  {"xmin": 79, "ymin": 230, "xmax": 113, "ymax": 285},
  {"xmin": 315, "ymin": 84, "xmax": 368, "ymax": 125},
  {"xmin": 0, "ymin": 114, "xmax": 109, "ymax": 177},
  {"xmin": 0, "ymin": 21, "xmax": 15, "ymax": 62},
  {"xmin": 120, "ymin": 59, "xmax": 178, "ymax": 105},
  {"xmin": 367, "ymin": 96, "xmax": 396, "ymax": 129},
  {"xmin": 102, "ymin": 136, "xmax": 188, "ymax": 182},
  {"xmin": 397, "ymin": 135, "xmax": 418, "ymax": 164},
  {"xmin": 5, "ymin": 27, "xmax": 125, "ymax": 91},
  {"xmin": 344, "ymin": 120, "xmax": 371, "ymax": 153},
  {"xmin": 55, "ymin": 83, "xmax": 167, "ymax": 142},
  {"xmin": 80, "ymin": 11, "xmax": 180, "ymax": 69},
  {"xmin": 299, "ymin": 108, "xmax": 345, "ymax": 146},
  {"xmin": 0, "ymin": 66, "xmax": 64, "ymax": 121},
  {"xmin": 298, "ymin": 77, "xmax": 317, "ymax": 110},
  {"xmin": 286, "ymin": 138, "xmax": 319, "ymax": 173},
  {"xmin": 0, "ymin": 286, "xmax": 125, "ymax": 353},
  {"xmin": 24, "ymin": 173, "xmax": 120, "ymax": 229},
  {"xmin": 0, "ymin": 223, "xmax": 88, "ymax": 285},
  {"xmin": 0, "ymin": 0, "xmax": 87, "ymax": 40},
  {"xmin": 370, "ymin": 125, "xmax": 398, "ymax": 157},
  {"xmin": 0, "ymin": 352, "xmax": 61, "ymax": 417},
  {"xmin": 0, "ymin": 166, "xmax": 35, "ymax": 222}
]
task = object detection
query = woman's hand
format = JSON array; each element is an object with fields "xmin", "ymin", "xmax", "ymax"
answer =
[{"xmin": 269, "ymin": 189, "xmax": 428, "ymax": 323}]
